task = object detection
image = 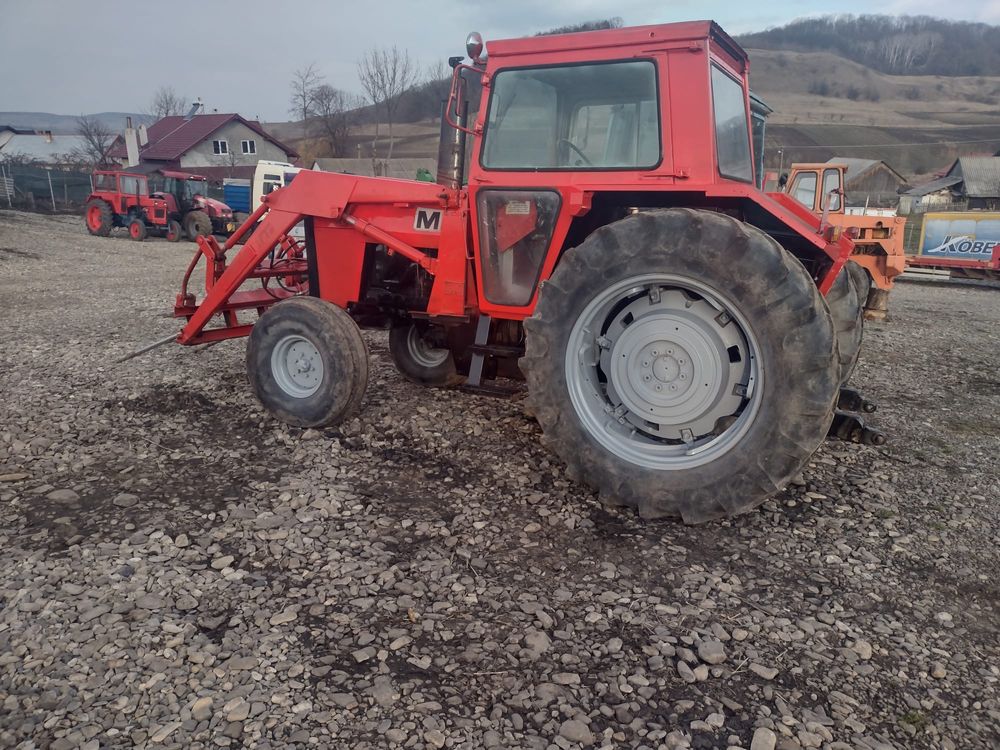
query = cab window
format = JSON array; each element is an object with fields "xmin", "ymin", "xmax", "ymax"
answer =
[
  {"xmin": 822, "ymin": 168, "xmax": 842, "ymax": 211},
  {"xmin": 711, "ymin": 65, "xmax": 753, "ymax": 182},
  {"xmin": 482, "ymin": 60, "xmax": 660, "ymax": 170},
  {"xmin": 791, "ymin": 172, "xmax": 817, "ymax": 209},
  {"xmin": 119, "ymin": 175, "xmax": 145, "ymax": 195},
  {"xmin": 95, "ymin": 173, "xmax": 117, "ymax": 191}
]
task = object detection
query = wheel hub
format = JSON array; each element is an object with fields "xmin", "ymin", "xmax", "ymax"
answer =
[
  {"xmin": 406, "ymin": 325, "xmax": 450, "ymax": 368},
  {"xmin": 271, "ymin": 335, "xmax": 324, "ymax": 398},
  {"xmin": 566, "ymin": 275, "xmax": 762, "ymax": 470}
]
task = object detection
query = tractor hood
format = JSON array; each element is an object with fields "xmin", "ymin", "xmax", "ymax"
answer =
[{"xmin": 195, "ymin": 196, "xmax": 233, "ymax": 215}]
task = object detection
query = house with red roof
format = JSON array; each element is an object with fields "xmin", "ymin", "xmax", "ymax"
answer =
[{"xmin": 106, "ymin": 112, "xmax": 298, "ymax": 183}]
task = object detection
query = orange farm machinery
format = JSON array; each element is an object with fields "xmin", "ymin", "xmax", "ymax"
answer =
[{"xmin": 773, "ymin": 163, "xmax": 906, "ymax": 321}]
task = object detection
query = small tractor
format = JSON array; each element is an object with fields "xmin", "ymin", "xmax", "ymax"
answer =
[
  {"xmin": 85, "ymin": 169, "xmax": 235, "ymax": 242},
  {"xmin": 771, "ymin": 163, "xmax": 906, "ymax": 321},
  {"xmin": 167, "ymin": 21, "xmax": 880, "ymax": 523}
]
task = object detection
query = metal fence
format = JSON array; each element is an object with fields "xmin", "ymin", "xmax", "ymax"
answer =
[{"xmin": 0, "ymin": 163, "xmax": 94, "ymax": 212}]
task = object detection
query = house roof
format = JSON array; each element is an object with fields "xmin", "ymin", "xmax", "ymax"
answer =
[
  {"xmin": 902, "ymin": 175, "xmax": 963, "ymax": 197},
  {"xmin": 826, "ymin": 157, "xmax": 905, "ymax": 184},
  {"xmin": 0, "ymin": 133, "xmax": 90, "ymax": 162},
  {"xmin": 107, "ymin": 113, "xmax": 298, "ymax": 161},
  {"xmin": 946, "ymin": 156, "xmax": 1000, "ymax": 198}
]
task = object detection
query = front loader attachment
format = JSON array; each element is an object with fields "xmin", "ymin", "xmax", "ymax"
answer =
[
  {"xmin": 172, "ymin": 169, "xmax": 449, "ymax": 345},
  {"xmin": 174, "ymin": 201, "xmax": 307, "ymax": 344}
]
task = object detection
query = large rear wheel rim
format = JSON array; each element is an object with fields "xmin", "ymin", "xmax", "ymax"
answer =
[
  {"xmin": 270, "ymin": 334, "xmax": 324, "ymax": 398},
  {"xmin": 565, "ymin": 273, "xmax": 763, "ymax": 470},
  {"xmin": 87, "ymin": 206, "xmax": 102, "ymax": 230}
]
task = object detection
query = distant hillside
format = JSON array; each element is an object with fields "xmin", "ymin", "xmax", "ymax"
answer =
[
  {"xmin": 0, "ymin": 112, "xmax": 149, "ymax": 134},
  {"xmin": 748, "ymin": 47, "xmax": 1000, "ymax": 177},
  {"xmin": 738, "ymin": 15, "xmax": 1000, "ymax": 76}
]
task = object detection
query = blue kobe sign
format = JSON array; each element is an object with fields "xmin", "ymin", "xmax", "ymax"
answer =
[{"xmin": 920, "ymin": 214, "xmax": 1000, "ymax": 260}]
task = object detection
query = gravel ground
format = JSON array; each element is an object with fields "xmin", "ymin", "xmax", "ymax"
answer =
[{"xmin": 0, "ymin": 210, "xmax": 998, "ymax": 750}]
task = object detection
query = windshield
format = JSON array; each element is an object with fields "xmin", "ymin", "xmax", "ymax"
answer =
[
  {"xmin": 183, "ymin": 178, "xmax": 206, "ymax": 198},
  {"xmin": 482, "ymin": 60, "xmax": 660, "ymax": 170}
]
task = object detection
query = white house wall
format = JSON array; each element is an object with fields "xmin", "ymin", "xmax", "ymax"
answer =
[{"xmin": 179, "ymin": 122, "xmax": 289, "ymax": 169}]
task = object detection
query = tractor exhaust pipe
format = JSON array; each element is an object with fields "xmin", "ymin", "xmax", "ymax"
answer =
[{"xmin": 437, "ymin": 74, "xmax": 468, "ymax": 190}]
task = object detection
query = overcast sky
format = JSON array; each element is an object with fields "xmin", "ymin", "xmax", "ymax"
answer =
[{"xmin": 3, "ymin": 0, "xmax": 1000, "ymax": 121}]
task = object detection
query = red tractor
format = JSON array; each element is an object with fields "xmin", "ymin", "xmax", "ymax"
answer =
[
  {"xmin": 85, "ymin": 169, "xmax": 235, "ymax": 242},
  {"xmin": 169, "ymin": 21, "xmax": 877, "ymax": 523}
]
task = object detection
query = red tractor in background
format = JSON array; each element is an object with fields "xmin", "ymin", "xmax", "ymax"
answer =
[
  {"xmin": 168, "ymin": 21, "xmax": 880, "ymax": 523},
  {"xmin": 85, "ymin": 169, "xmax": 235, "ymax": 242}
]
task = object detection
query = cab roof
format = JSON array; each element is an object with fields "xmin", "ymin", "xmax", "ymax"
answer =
[{"xmin": 486, "ymin": 20, "xmax": 748, "ymax": 71}]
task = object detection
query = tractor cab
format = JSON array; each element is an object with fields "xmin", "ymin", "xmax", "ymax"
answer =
[
  {"xmin": 782, "ymin": 163, "xmax": 845, "ymax": 216},
  {"xmin": 151, "ymin": 170, "xmax": 210, "ymax": 214}
]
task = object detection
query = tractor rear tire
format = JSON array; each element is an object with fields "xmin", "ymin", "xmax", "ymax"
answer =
[
  {"xmin": 184, "ymin": 210, "xmax": 212, "ymax": 241},
  {"xmin": 521, "ymin": 208, "xmax": 839, "ymax": 523},
  {"xmin": 128, "ymin": 218, "xmax": 147, "ymax": 242},
  {"xmin": 825, "ymin": 265, "xmax": 864, "ymax": 384},
  {"xmin": 85, "ymin": 199, "xmax": 112, "ymax": 236},
  {"xmin": 247, "ymin": 297, "xmax": 368, "ymax": 428},
  {"xmin": 388, "ymin": 322, "xmax": 460, "ymax": 386},
  {"xmin": 166, "ymin": 219, "xmax": 183, "ymax": 242}
]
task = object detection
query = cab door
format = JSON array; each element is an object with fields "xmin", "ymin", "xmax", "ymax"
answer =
[{"xmin": 467, "ymin": 58, "xmax": 663, "ymax": 320}]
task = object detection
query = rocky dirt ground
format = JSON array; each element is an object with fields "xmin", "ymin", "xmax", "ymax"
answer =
[{"xmin": 0, "ymin": 210, "xmax": 997, "ymax": 750}]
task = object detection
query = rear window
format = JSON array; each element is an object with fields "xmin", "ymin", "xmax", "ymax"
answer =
[{"xmin": 711, "ymin": 65, "xmax": 753, "ymax": 182}]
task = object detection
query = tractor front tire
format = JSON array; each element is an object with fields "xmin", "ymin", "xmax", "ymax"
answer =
[
  {"xmin": 85, "ymin": 199, "xmax": 112, "ymax": 236},
  {"xmin": 247, "ymin": 297, "xmax": 368, "ymax": 428},
  {"xmin": 166, "ymin": 219, "xmax": 183, "ymax": 242},
  {"xmin": 825, "ymin": 265, "xmax": 864, "ymax": 384},
  {"xmin": 388, "ymin": 322, "xmax": 460, "ymax": 386},
  {"xmin": 522, "ymin": 208, "xmax": 839, "ymax": 523},
  {"xmin": 184, "ymin": 210, "xmax": 212, "ymax": 241},
  {"xmin": 128, "ymin": 218, "xmax": 147, "ymax": 242}
]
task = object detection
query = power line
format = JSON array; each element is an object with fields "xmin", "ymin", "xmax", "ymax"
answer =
[{"xmin": 772, "ymin": 136, "xmax": 1000, "ymax": 149}]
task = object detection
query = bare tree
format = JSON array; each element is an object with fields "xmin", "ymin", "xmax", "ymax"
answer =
[
  {"xmin": 313, "ymin": 84, "xmax": 357, "ymax": 157},
  {"xmin": 149, "ymin": 86, "xmax": 186, "ymax": 119},
  {"xmin": 357, "ymin": 46, "xmax": 417, "ymax": 160},
  {"xmin": 72, "ymin": 115, "xmax": 115, "ymax": 167},
  {"xmin": 423, "ymin": 60, "xmax": 451, "ymax": 104},
  {"xmin": 289, "ymin": 63, "xmax": 324, "ymax": 137}
]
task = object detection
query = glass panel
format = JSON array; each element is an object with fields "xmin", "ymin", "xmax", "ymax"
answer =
[
  {"xmin": 711, "ymin": 65, "xmax": 753, "ymax": 182},
  {"xmin": 822, "ymin": 169, "xmax": 842, "ymax": 211},
  {"xmin": 119, "ymin": 175, "xmax": 144, "ymax": 195},
  {"xmin": 476, "ymin": 189, "xmax": 560, "ymax": 305},
  {"xmin": 483, "ymin": 60, "xmax": 659, "ymax": 170},
  {"xmin": 751, "ymin": 113, "xmax": 766, "ymax": 189},
  {"xmin": 791, "ymin": 172, "xmax": 817, "ymax": 209}
]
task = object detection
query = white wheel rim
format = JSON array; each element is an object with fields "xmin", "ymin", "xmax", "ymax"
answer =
[
  {"xmin": 405, "ymin": 325, "xmax": 450, "ymax": 368},
  {"xmin": 565, "ymin": 273, "xmax": 763, "ymax": 470},
  {"xmin": 271, "ymin": 334, "xmax": 324, "ymax": 398}
]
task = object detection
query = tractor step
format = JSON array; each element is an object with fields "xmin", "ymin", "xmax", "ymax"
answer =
[
  {"xmin": 467, "ymin": 343, "xmax": 524, "ymax": 358},
  {"xmin": 460, "ymin": 381, "xmax": 523, "ymax": 398}
]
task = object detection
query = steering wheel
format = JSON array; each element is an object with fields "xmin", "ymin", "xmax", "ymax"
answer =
[{"xmin": 558, "ymin": 139, "xmax": 593, "ymax": 166}]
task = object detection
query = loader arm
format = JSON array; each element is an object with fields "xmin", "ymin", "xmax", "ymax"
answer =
[{"xmin": 173, "ymin": 170, "xmax": 448, "ymax": 345}]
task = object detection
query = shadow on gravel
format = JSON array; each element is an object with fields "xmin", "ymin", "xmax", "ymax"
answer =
[
  {"xmin": 0, "ymin": 246, "xmax": 40, "ymax": 260},
  {"xmin": 20, "ymin": 383, "xmax": 286, "ymax": 552}
]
